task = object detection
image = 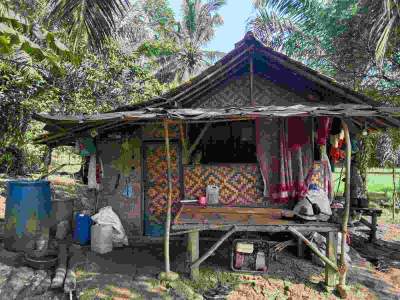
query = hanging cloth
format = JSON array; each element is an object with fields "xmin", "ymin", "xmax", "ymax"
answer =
[
  {"xmin": 96, "ymin": 156, "xmax": 104, "ymax": 185},
  {"xmin": 288, "ymin": 117, "xmax": 309, "ymax": 150},
  {"xmin": 330, "ymin": 118, "xmax": 342, "ymax": 135},
  {"xmin": 88, "ymin": 154, "xmax": 98, "ymax": 190},
  {"xmin": 256, "ymin": 118, "xmax": 312, "ymax": 204},
  {"xmin": 79, "ymin": 137, "xmax": 96, "ymax": 157},
  {"xmin": 317, "ymin": 117, "xmax": 332, "ymax": 145}
]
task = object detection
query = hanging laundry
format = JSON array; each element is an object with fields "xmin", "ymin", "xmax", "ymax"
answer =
[
  {"xmin": 96, "ymin": 156, "xmax": 104, "ymax": 185},
  {"xmin": 317, "ymin": 117, "xmax": 332, "ymax": 145},
  {"xmin": 330, "ymin": 118, "xmax": 342, "ymax": 135},
  {"xmin": 79, "ymin": 137, "xmax": 96, "ymax": 157},
  {"xmin": 88, "ymin": 154, "xmax": 98, "ymax": 190},
  {"xmin": 122, "ymin": 178, "xmax": 133, "ymax": 198},
  {"xmin": 288, "ymin": 117, "xmax": 309, "ymax": 150},
  {"xmin": 351, "ymin": 139, "xmax": 359, "ymax": 154}
]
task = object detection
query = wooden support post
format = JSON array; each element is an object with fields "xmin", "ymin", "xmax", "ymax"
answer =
[
  {"xmin": 164, "ymin": 120, "xmax": 173, "ymax": 274},
  {"xmin": 187, "ymin": 231, "xmax": 199, "ymax": 280},
  {"xmin": 191, "ymin": 226, "xmax": 236, "ymax": 270},
  {"xmin": 337, "ymin": 120, "xmax": 351, "ymax": 297},
  {"xmin": 325, "ymin": 232, "xmax": 338, "ymax": 288},
  {"xmin": 297, "ymin": 237, "xmax": 305, "ymax": 258},
  {"xmin": 370, "ymin": 213, "xmax": 378, "ymax": 243}
]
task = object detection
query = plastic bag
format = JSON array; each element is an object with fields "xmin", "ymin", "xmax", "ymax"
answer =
[{"xmin": 91, "ymin": 206, "xmax": 128, "ymax": 247}]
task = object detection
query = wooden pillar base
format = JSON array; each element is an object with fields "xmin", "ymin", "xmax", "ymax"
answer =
[
  {"xmin": 187, "ymin": 231, "xmax": 199, "ymax": 280},
  {"xmin": 297, "ymin": 237, "xmax": 305, "ymax": 258},
  {"xmin": 370, "ymin": 214, "xmax": 378, "ymax": 243},
  {"xmin": 325, "ymin": 232, "xmax": 338, "ymax": 287}
]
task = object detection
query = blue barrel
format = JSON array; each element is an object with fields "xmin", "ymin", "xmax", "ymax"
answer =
[
  {"xmin": 4, "ymin": 180, "xmax": 52, "ymax": 252},
  {"xmin": 144, "ymin": 214, "xmax": 164, "ymax": 237},
  {"xmin": 73, "ymin": 213, "xmax": 92, "ymax": 245}
]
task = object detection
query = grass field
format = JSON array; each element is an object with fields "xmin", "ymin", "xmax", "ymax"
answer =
[{"xmin": 333, "ymin": 168, "xmax": 400, "ymax": 224}]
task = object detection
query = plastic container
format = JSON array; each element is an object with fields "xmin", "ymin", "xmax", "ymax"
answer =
[
  {"xmin": 73, "ymin": 213, "xmax": 92, "ymax": 245},
  {"xmin": 206, "ymin": 185, "xmax": 220, "ymax": 205},
  {"xmin": 4, "ymin": 180, "xmax": 52, "ymax": 252},
  {"xmin": 231, "ymin": 239, "xmax": 270, "ymax": 274},
  {"xmin": 91, "ymin": 224, "xmax": 113, "ymax": 254}
]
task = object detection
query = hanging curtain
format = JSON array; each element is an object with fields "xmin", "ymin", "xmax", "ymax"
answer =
[{"xmin": 256, "ymin": 117, "xmax": 313, "ymax": 205}]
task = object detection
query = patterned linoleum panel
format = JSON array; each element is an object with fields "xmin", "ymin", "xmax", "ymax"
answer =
[{"xmin": 184, "ymin": 164, "xmax": 264, "ymax": 206}]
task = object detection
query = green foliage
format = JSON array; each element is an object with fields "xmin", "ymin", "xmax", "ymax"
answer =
[{"xmin": 138, "ymin": 40, "xmax": 177, "ymax": 58}]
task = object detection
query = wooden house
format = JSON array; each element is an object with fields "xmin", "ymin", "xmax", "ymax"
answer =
[{"xmin": 34, "ymin": 32, "xmax": 400, "ymax": 286}]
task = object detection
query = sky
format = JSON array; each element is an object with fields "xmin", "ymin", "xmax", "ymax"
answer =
[{"xmin": 168, "ymin": 0, "xmax": 254, "ymax": 53}]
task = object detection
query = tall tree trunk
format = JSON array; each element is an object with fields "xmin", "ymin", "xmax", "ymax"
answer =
[
  {"xmin": 338, "ymin": 120, "xmax": 351, "ymax": 298},
  {"xmin": 392, "ymin": 167, "xmax": 396, "ymax": 220}
]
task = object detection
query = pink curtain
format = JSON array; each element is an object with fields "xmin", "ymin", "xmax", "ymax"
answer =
[{"xmin": 256, "ymin": 118, "xmax": 313, "ymax": 205}]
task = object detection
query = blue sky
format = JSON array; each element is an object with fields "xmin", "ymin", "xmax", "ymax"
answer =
[{"xmin": 168, "ymin": 0, "xmax": 254, "ymax": 53}]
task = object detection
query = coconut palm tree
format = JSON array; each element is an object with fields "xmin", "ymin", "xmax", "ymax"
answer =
[
  {"xmin": 250, "ymin": 0, "xmax": 400, "ymax": 66},
  {"xmin": 153, "ymin": 0, "xmax": 226, "ymax": 83},
  {"xmin": 370, "ymin": 0, "xmax": 400, "ymax": 65},
  {"xmin": 48, "ymin": 0, "xmax": 130, "ymax": 52}
]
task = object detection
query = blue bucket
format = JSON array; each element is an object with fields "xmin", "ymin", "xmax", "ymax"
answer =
[
  {"xmin": 4, "ymin": 180, "xmax": 52, "ymax": 252},
  {"xmin": 144, "ymin": 215, "xmax": 164, "ymax": 237}
]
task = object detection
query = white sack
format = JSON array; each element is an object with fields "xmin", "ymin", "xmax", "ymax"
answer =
[{"xmin": 91, "ymin": 206, "xmax": 128, "ymax": 247}]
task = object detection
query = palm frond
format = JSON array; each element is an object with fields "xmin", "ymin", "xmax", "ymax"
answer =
[
  {"xmin": 252, "ymin": 0, "xmax": 315, "ymax": 24},
  {"xmin": 369, "ymin": 0, "xmax": 400, "ymax": 66},
  {"xmin": 202, "ymin": 50, "xmax": 225, "ymax": 64},
  {"xmin": 48, "ymin": 0, "xmax": 129, "ymax": 52}
]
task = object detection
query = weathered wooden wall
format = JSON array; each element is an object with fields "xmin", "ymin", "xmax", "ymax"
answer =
[{"xmin": 189, "ymin": 75, "xmax": 310, "ymax": 108}]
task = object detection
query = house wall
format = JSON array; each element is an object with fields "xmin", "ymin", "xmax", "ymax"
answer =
[{"xmin": 96, "ymin": 137, "xmax": 142, "ymax": 241}]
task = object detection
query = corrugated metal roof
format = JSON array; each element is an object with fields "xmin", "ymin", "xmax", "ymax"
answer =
[{"xmin": 33, "ymin": 104, "xmax": 400, "ymax": 145}]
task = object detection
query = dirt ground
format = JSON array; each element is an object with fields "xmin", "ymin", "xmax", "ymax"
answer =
[
  {"xmin": 0, "ymin": 175, "xmax": 399, "ymax": 299},
  {"xmin": 0, "ymin": 225, "xmax": 399, "ymax": 299}
]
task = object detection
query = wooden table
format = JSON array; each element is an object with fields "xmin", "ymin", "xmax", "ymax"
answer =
[{"xmin": 172, "ymin": 204, "xmax": 340, "ymax": 287}]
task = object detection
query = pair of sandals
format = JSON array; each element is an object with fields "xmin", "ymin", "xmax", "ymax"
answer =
[{"xmin": 203, "ymin": 284, "xmax": 231, "ymax": 300}]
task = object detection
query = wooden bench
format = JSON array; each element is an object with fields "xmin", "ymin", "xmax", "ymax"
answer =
[
  {"xmin": 351, "ymin": 207, "xmax": 382, "ymax": 242},
  {"xmin": 172, "ymin": 205, "xmax": 340, "ymax": 288}
]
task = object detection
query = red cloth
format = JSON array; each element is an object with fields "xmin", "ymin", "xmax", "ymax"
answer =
[
  {"xmin": 317, "ymin": 117, "xmax": 332, "ymax": 145},
  {"xmin": 288, "ymin": 117, "xmax": 309, "ymax": 150},
  {"xmin": 329, "ymin": 139, "xmax": 345, "ymax": 163},
  {"xmin": 235, "ymin": 252, "xmax": 245, "ymax": 269}
]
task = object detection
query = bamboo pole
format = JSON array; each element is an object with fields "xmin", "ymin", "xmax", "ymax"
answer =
[
  {"xmin": 164, "ymin": 120, "xmax": 173, "ymax": 274},
  {"xmin": 288, "ymin": 228, "xmax": 338, "ymax": 272},
  {"xmin": 337, "ymin": 120, "xmax": 351, "ymax": 297}
]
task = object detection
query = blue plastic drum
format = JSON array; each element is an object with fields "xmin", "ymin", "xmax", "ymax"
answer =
[{"xmin": 4, "ymin": 180, "xmax": 52, "ymax": 252}]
